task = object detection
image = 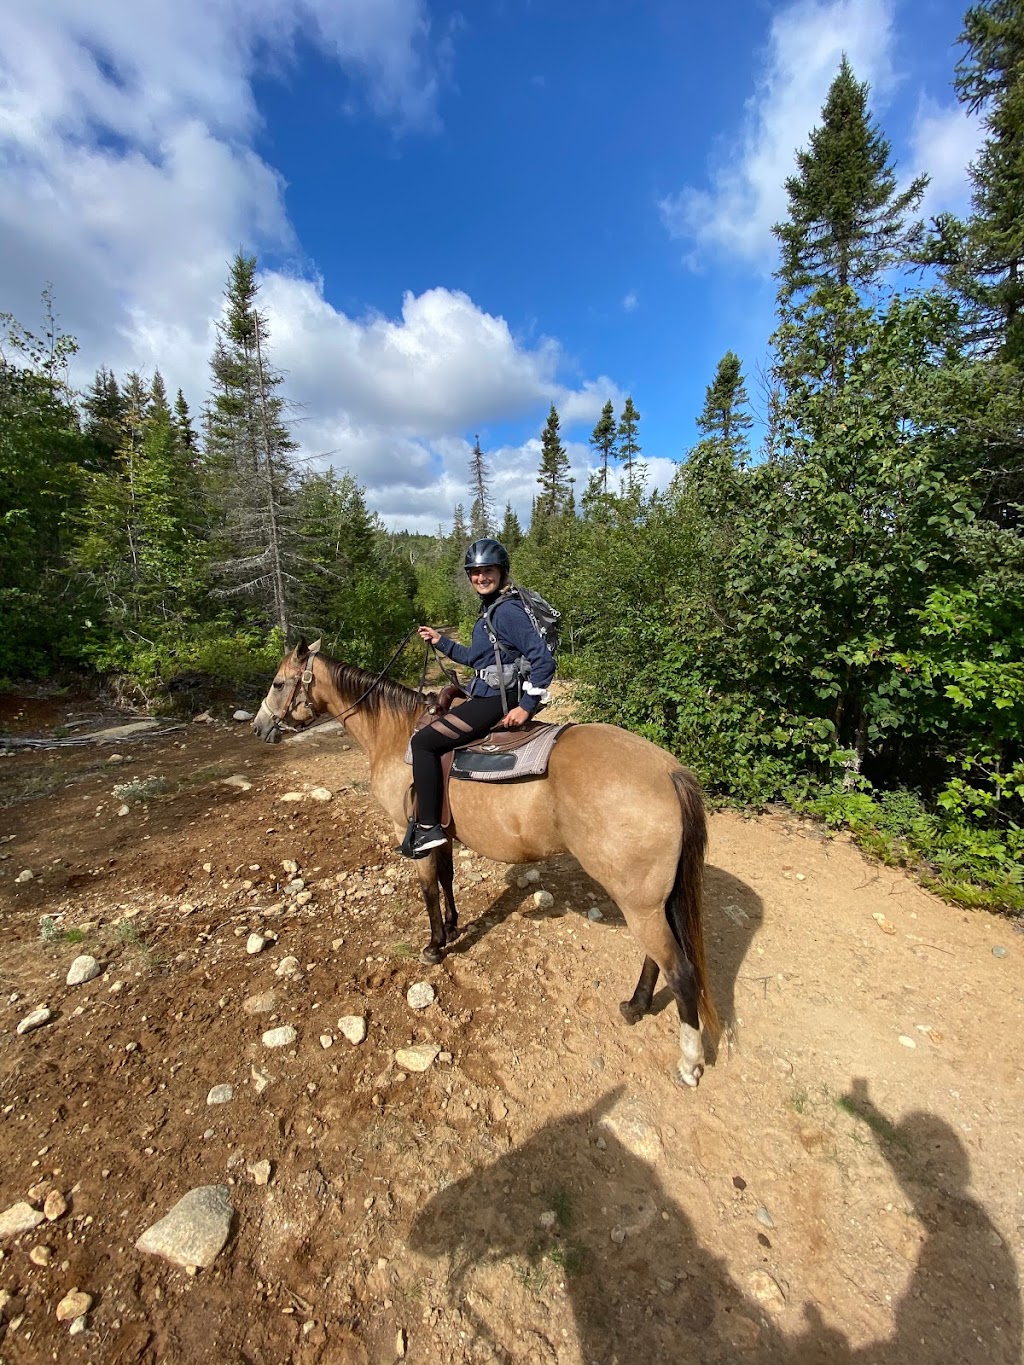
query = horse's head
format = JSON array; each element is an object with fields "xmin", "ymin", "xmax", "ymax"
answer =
[{"xmin": 252, "ymin": 637, "xmax": 324, "ymax": 744}]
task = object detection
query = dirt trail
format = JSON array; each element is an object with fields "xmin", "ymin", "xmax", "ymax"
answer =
[{"xmin": 0, "ymin": 700, "xmax": 1021, "ymax": 1364}]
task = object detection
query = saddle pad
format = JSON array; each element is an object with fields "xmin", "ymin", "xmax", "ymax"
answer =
[{"xmin": 451, "ymin": 722, "xmax": 573, "ymax": 782}]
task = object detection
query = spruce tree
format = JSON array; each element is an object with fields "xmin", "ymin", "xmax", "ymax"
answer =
[
  {"xmin": 616, "ymin": 397, "xmax": 642, "ymax": 487},
  {"xmin": 203, "ymin": 252, "xmax": 297, "ymax": 637},
  {"xmin": 81, "ymin": 367, "xmax": 124, "ymax": 471},
  {"xmin": 589, "ymin": 400, "xmax": 617, "ymax": 493},
  {"xmin": 536, "ymin": 403, "xmax": 572, "ymax": 518},
  {"xmin": 468, "ymin": 434, "xmax": 493, "ymax": 538},
  {"xmin": 499, "ymin": 502, "xmax": 523, "ymax": 550},
  {"xmin": 773, "ymin": 57, "xmax": 926, "ymax": 404}
]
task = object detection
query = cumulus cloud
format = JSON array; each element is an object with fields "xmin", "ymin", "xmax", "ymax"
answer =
[
  {"xmin": 660, "ymin": 0, "xmax": 897, "ymax": 270},
  {"xmin": 910, "ymin": 97, "xmax": 980, "ymax": 218},
  {"xmin": 0, "ymin": 0, "xmax": 620, "ymax": 526}
]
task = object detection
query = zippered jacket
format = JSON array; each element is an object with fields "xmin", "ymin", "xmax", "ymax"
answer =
[{"xmin": 436, "ymin": 596, "xmax": 556, "ymax": 714}]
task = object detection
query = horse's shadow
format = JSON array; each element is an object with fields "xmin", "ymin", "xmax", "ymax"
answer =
[
  {"xmin": 445, "ymin": 854, "xmax": 764, "ymax": 1051},
  {"xmin": 409, "ymin": 1086, "xmax": 1022, "ymax": 1365}
]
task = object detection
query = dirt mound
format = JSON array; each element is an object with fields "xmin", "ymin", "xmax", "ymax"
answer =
[{"xmin": 0, "ymin": 706, "xmax": 1020, "ymax": 1363}]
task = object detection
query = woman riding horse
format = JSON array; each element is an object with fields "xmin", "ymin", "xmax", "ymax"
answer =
[{"xmin": 408, "ymin": 538, "xmax": 556, "ymax": 859}]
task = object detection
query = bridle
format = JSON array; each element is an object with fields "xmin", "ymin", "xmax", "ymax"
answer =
[{"xmin": 264, "ymin": 627, "xmax": 448, "ymax": 737}]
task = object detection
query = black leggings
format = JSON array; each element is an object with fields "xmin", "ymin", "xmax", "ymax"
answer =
[{"xmin": 410, "ymin": 694, "xmax": 507, "ymax": 825}]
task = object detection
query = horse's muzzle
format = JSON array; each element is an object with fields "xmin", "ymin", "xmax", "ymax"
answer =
[{"xmin": 252, "ymin": 702, "xmax": 283, "ymax": 744}]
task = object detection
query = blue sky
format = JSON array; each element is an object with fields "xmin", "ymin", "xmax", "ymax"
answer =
[{"xmin": 0, "ymin": 0, "xmax": 979, "ymax": 530}]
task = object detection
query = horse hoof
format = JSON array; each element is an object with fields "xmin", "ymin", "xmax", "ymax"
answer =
[
  {"xmin": 675, "ymin": 1063, "xmax": 703, "ymax": 1089},
  {"xmin": 619, "ymin": 1000, "xmax": 645, "ymax": 1026},
  {"xmin": 421, "ymin": 945, "xmax": 444, "ymax": 966}
]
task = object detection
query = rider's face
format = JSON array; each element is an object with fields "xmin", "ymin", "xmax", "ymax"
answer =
[{"xmin": 468, "ymin": 566, "xmax": 501, "ymax": 595}]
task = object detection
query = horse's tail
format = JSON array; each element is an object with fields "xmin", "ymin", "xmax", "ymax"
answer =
[{"xmin": 667, "ymin": 770, "xmax": 720, "ymax": 1043}]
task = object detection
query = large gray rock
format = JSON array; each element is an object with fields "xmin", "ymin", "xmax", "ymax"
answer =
[
  {"xmin": 66, "ymin": 954, "xmax": 101, "ymax": 986},
  {"xmin": 0, "ymin": 1201, "xmax": 45, "ymax": 1242},
  {"xmin": 135, "ymin": 1185, "xmax": 234, "ymax": 1268}
]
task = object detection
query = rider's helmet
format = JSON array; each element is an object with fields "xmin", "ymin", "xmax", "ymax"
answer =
[{"xmin": 464, "ymin": 538, "xmax": 510, "ymax": 583}]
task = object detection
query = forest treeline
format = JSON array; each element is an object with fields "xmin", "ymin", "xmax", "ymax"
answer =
[{"xmin": 1, "ymin": 2, "xmax": 1021, "ymax": 912}]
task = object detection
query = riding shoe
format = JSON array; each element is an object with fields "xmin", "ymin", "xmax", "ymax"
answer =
[{"xmin": 399, "ymin": 823, "xmax": 448, "ymax": 859}]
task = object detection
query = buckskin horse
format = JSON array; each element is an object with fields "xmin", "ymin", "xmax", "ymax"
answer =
[{"xmin": 252, "ymin": 639, "xmax": 720, "ymax": 1086}]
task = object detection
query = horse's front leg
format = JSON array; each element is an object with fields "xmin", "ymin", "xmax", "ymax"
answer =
[
  {"xmin": 414, "ymin": 850, "xmax": 455, "ymax": 966},
  {"xmin": 435, "ymin": 840, "xmax": 459, "ymax": 941}
]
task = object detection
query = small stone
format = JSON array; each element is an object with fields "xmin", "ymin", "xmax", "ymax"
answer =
[
  {"xmin": 106, "ymin": 753, "xmax": 124, "ymax": 764},
  {"xmin": 69, "ymin": 1315, "xmax": 88, "ymax": 1336},
  {"xmin": 523, "ymin": 868, "xmax": 541, "ymax": 883},
  {"xmin": 396, "ymin": 1327, "xmax": 407, "ymax": 1358},
  {"xmin": 135, "ymin": 1185, "xmax": 234, "ymax": 1268},
  {"xmin": 193, "ymin": 710, "xmax": 212, "ymax": 724},
  {"xmin": 285, "ymin": 878, "xmax": 305, "ymax": 893},
  {"xmin": 610, "ymin": 1226, "xmax": 626, "ymax": 1244},
  {"xmin": 282, "ymin": 859, "xmax": 299, "ymax": 874},
  {"xmin": 406, "ymin": 981, "xmax": 435, "ymax": 1010},
  {"xmin": 16, "ymin": 1007, "xmax": 54, "ymax": 1035},
  {"xmin": 756, "ymin": 1206, "xmax": 775, "ymax": 1229},
  {"xmin": 242, "ymin": 991, "xmax": 277, "ymax": 1014},
  {"xmin": 117, "ymin": 804, "xmax": 130, "ymax": 817},
  {"xmin": 992, "ymin": 946, "xmax": 1008, "ymax": 959},
  {"xmin": 747, "ymin": 1269, "xmax": 786, "ymax": 1315},
  {"xmin": 319, "ymin": 1033, "xmax": 333, "ymax": 1049},
  {"xmin": 66, "ymin": 955, "xmax": 101, "ymax": 986},
  {"xmin": 279, "ymin": 791, "xmax": 305, "ymax": 803},
  {"xmin": 587, "ymin": 907, "xmax": 603, "ymax": 921},
  {"xmin": 395, "ymin": 1044, "xmax": 440, "ymax": 1072},
  {"xmin": 207, "ymin": 1084, "xmax": 234, "ymax": 1106},
  {"xmin": 43, "ymin": 1189, "xmax": 68, "ymax": 1221},
  {"xmin": 248, "ymin": 1160, "xmax": 272, "ymax": 1186},
  {"xmin": 295, "ymin": 890, "xmax": 313, "ymax": 906},
  {"xmin": 532, "ymin": 889, "xmax": 554, "ymax": 908},
  {"xmin": 539, "ymin": 1211, "xmax": 556, "ymax": 1229},
  {"xmin": 251, "ymin": 1065, "xmax": 272, "ymax": 1094},
  {"xmin": 275, "ymin": 956, "xmax": 301, "ymax": 978},
  {"xmin": 222, "ymin": 775, "xmax": 252, "ymax": 792},
  {"xmin": 337, "ymin": 1016, "xmax": 367, "ymax": 1045},
  {"xmin": 56, "ymin": 1289, "xmax": 93, "ymax": 1322},
  {"xmin": 233, "ymin": 710, "xmax": 253, "ymax": 722},
  {"xmin": 898, "ymin": 1035, "xmax": 917, "ymax": 1049},
  {"xmin": 246, "ymin": 934, "xmax": 268, "ymax": 955},
  {"xmin": 0, "ymin": 1289, "xmax": 26, "ymax": 1320},
  {"xmin": 29, "ymin": 1244, "xmax": 52, "ymax": 1265},
  {"xmin": 491, "ymin": 1097, "xmax": 509, "ymax": 1122},
  {"xmin": 14, "ymin": 869, "xmax": 35, "ymax": 884},
  {"xmin": 262, "ymin": 1026, "xmax": 297, "ymax": 1049},
  {"xmin": 309, "ymin": 787, "xmax": 333, "ymax": 802},
  {"xmin": 202, "ymin": 862, "xmax": 213, "ymax": 873}
]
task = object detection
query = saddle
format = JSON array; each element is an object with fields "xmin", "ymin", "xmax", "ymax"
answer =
[{"xmin": 404, "ymin": 687, "xmax": 573, "ymax": 827}]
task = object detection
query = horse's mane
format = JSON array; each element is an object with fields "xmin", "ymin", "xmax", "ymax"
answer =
[{"xmin": 323, "ymin": 656, "xmax": 425, "ymax": 719}]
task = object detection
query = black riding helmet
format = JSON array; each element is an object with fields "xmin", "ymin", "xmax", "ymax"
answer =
[{"xmin": 464, "ymin": 538, "xmax": 510, "ymax": 583}]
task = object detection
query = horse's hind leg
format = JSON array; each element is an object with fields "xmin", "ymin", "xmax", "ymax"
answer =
[
  {"xmin": 620, "ymin": 956, "xmax": 660, "ymax": 1025},
  {"xmin": 625, "ymin": 911, "xmax": 705, "ymax": 1087}
]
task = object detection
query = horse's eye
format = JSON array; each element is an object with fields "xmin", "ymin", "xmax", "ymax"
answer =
[{"xmin": 272, "ymin": 680, "xmax": 284, "ymax": 690}]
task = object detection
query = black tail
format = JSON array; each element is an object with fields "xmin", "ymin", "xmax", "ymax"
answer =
[{"xmin": 666, "ymin": 770, "xmax": 720, "ymax": 1042}]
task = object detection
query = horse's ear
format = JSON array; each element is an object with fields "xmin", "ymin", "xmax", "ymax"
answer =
[
  {"xmin": 308, "ymin": 638, "xmax": 322, "ymax": 655},
  {"xmin": 293, "ymin": 636, "xmax": 308, "ymax": 658}
]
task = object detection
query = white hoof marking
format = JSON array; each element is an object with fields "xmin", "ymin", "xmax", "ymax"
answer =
[{"xmin": 678, "ymin": 1022, "xmax": 705, "ymax": 1088}]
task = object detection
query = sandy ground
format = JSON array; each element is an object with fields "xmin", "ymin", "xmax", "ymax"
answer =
[{"xmin": 0, "ymin": 690, "xmax": 1021, "ymax": 1365}]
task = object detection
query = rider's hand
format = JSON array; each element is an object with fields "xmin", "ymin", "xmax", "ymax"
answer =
[
  {"xmin": 418, "ymin": 625, "xmax": 441, "ymax": 645},
  {"xmin": 500, "ymin": 706, "xmax": 531, "ymax": 728}
]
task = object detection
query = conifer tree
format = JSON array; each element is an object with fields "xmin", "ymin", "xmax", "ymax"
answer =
[
  {"xmin": 204, "ymin": 252, "xmax": 297, "ymax": 637},
  {"xmin": 589, "ymin": 400, "xmax": 617, "ymax": 493},
  {"xmin": 536, "ymin": 404, "xmax": 572, "ymax": 517},
  {"xmin": 173, "ymin": 388, "xmax": 198, "ymax": 454},
  {"xmin": 451, "ymin": 503, "xmax": 468, "ymax": 544},
  {"xmin": 81, "ymin": 367, "xmax": 124, "ymax": 471},
  {"xmin": 616, "ymin": 397, "xmax": 642, "ymax": 487},
  {"xmin": 468, "ymin": 435, "xmax": 493, "ymax": 538},
  {"xmin": 499, "ymin": 502, "xmax": 523, "ymax": 550},
  {"xmin": 773, "ymin": 57, "xmax": 926, "ymax": 404},
  {"xmin": 682, "ymin": 352, "xmax": 753, "ymax": 517}
]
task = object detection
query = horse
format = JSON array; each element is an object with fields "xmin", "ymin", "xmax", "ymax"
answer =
[{"xmin": 252, "ymin": 639, "xmax": 720, "ymax": 1087}]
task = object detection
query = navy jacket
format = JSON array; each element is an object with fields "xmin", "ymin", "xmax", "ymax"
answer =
[{"xmin": 437, "ymin": 594, "xmax": 556, "ymax": 715}]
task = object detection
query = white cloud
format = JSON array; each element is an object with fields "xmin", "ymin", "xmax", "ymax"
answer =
[
  {"xmin": 0, "ymin": 0, "xmax": 621, "ymax": 527},
  {"xmin": 910, "ymin": 97, "xmax": 981, "ymax": 218},
  {"xmin": 660, "ymin": 0, "xmax": 897, "ymax": 270},
  {"xmin": 623, "ymin": 290, "xmax": 638, "ymax": 312}
]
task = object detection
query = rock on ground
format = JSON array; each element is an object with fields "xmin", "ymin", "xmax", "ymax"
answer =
[
  {"xmin": 0, "ymin": 1201, "xmax": 45, "ymax": 1242},
  {"xmin": 135, "ymin": 1185, "xmax": 234, "ymax": 1268},
  {"xmin": 66, "ymin": 954, "xmax": 101, "ymax": 986}
]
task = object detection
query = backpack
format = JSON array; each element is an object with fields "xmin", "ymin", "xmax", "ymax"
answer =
[{"xmin": 483, "ymin": 584, "xmax": 561, "ymax": 660}]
